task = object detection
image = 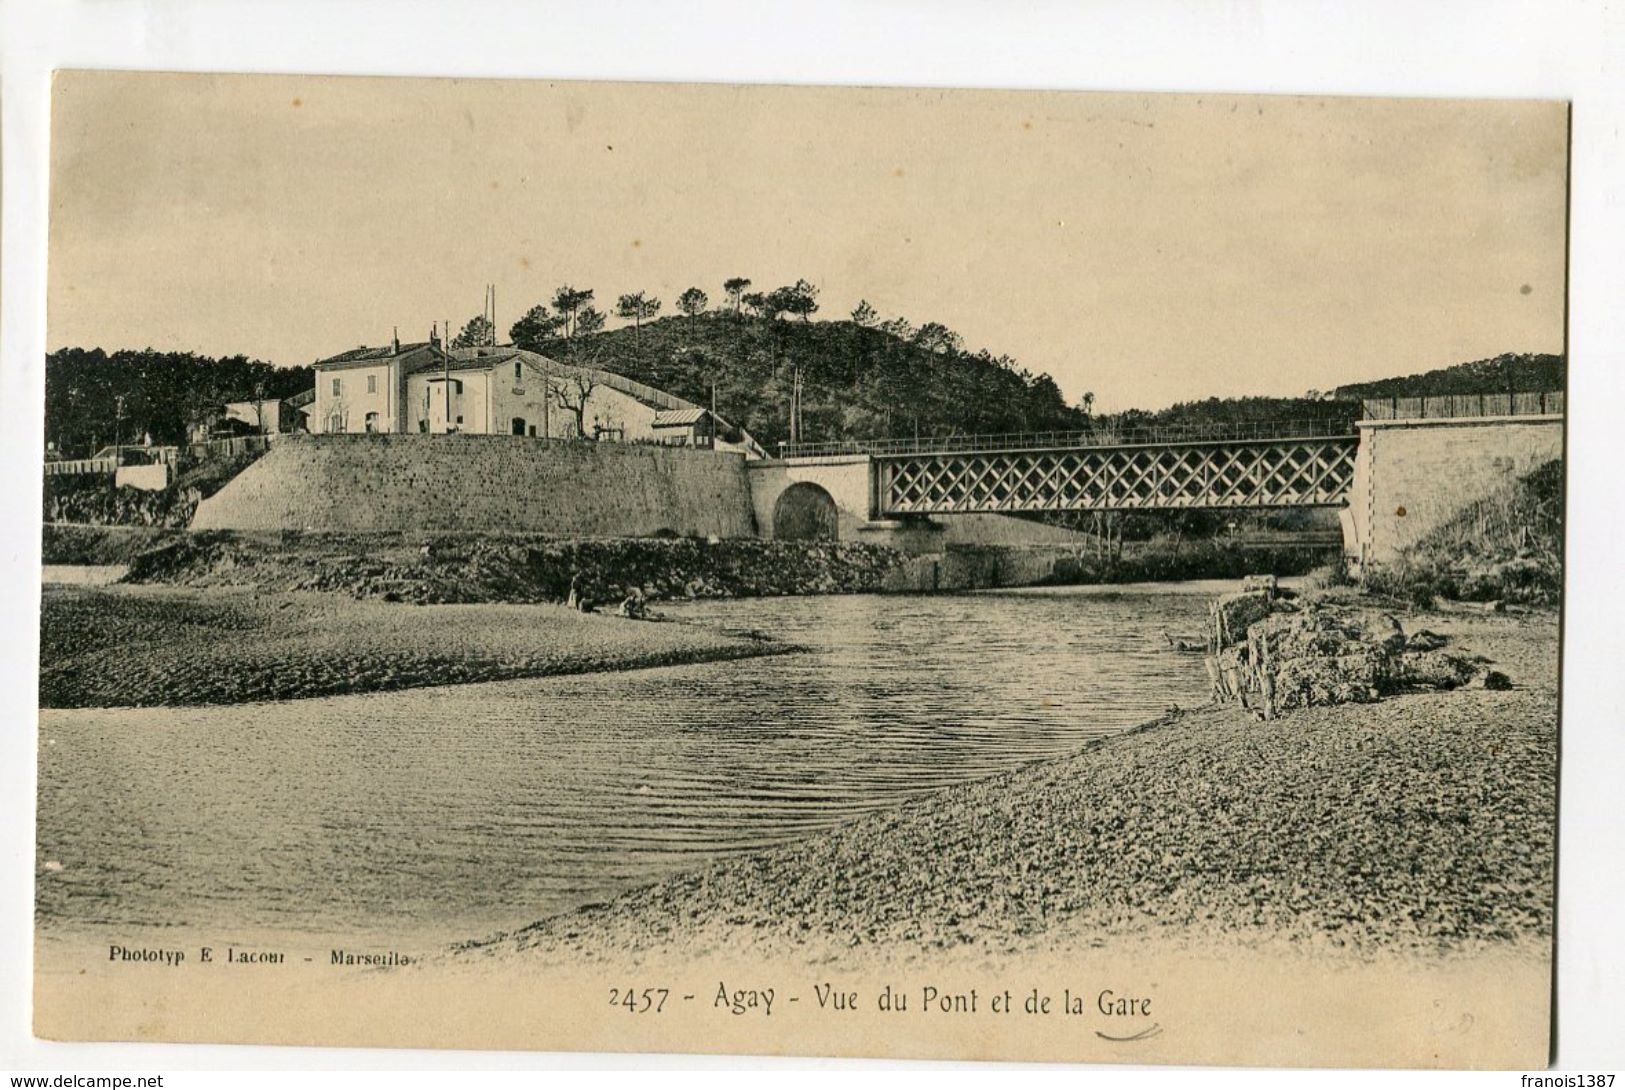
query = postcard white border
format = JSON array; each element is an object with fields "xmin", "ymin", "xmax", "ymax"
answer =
[{"xmin": 2, "ymin": 0, "xmax": 1621, "ymax": 1079}]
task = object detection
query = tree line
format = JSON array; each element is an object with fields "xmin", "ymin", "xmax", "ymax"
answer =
[{"xmin": 43, "ymin": 348, "xmax": 314, "ymax": 458}]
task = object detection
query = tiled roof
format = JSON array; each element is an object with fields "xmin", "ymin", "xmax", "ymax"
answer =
[
  {"xmin": 314, "ymin": 342, "xmax": 433, "ymax": 370},
  {"xmin": 406, "ymin": 348, "xmax": 523, "ymax": 376}
]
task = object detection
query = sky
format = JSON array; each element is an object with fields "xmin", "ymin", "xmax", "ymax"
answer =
[{"xmin": 48, "ymin": 73, "xmax": 1568, "ymax": 412}]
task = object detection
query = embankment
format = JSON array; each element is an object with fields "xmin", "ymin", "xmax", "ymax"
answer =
[
  {"xmin": 41, "ymin": 524, "xmax": 185, "ymax": 565},
  {"xmin": 463, "ymin": 607, "xmax": 1556, "ymax": 966},
  {"xmin": 1363, "ymin": 458, "xmax": 1563, "ymax": 607},
  {"xmin": 121, "ymin": 531, "xmax": 918, "ymax": 603},
  {"xmin": 934, "ymin": 538, "xmax": 1331, "ymax": 592},
  {"xmin": 40, "ymin": 584, "xmax": 783, "ymax": 709},
  {"xmin": 111, "ymin": 529, "xmax": 1334, "ymax": 604}
]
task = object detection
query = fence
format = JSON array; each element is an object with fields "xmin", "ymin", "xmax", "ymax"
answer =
[
  {"xmin": 778, "ymin": 418, "xmax": 1359, "ymax": 459},
  {"xmin": 1360, "ymin": 391, "xmax": 1564, "ymax": 421},
  {"xmin": 45, "ymin": 435, "xmax": 278, "ymax": 478},
  {"xmin": 44, "ymin": 455, "xmax": 118, "ymax": 477},
  {"xmin": 44, "ymin": 445, "xmax": 181, "ymax": 477}
]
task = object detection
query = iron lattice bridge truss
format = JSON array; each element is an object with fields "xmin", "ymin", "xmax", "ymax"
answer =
[{"xmin": 876, "ymin": 436, "xmax": 1359, "ymax": 515}]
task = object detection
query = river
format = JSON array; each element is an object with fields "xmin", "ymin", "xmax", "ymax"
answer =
[{"xmin": 35, "ymin": 584, "xmax": 1218, "ymax": 961}]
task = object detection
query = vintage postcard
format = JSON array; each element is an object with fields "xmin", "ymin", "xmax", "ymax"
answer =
[{"xmin": 35, "ymin": 72, "xmax": 1566, "ymax": 1066}]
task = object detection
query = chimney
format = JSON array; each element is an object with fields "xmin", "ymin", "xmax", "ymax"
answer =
[
  {"xmin": 430, "ymin": 323, "xmax": 440, "ymax": 348},
  {"xmin": 392, "ymin": 326, "xmax": 400, "ymax": 354}
]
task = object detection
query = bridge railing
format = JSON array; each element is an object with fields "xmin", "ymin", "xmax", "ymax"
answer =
[
  {"xmin": 777, "ymin": 418, "xmax": 1359, "ymax": 459},
  {"xmin": 1360, "ymin": 390, "xmax": 1564, "ymax": 421}
]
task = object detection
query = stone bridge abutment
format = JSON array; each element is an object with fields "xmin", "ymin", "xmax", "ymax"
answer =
[{"xmin": 1343, "ymin": 412, "xmax": 1564, "ymax": 569}]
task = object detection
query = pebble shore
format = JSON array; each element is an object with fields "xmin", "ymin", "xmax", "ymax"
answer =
[
  {"xmin": 39, "ymin": 584, "xmax": 784, "ymax": 708},
  {"xmin": 465, "ymin": 610, "xmax": 1557, "ymax": 966}
]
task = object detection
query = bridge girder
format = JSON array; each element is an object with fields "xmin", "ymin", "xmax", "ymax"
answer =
[{"xmin": 876, "ymin": 437, "xmax": 1358, "ymax": 515}]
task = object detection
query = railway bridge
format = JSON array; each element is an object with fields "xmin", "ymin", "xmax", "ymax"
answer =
[{"xmin": 744, "ymin": 393, "xmax": 1565, "ymax": 566}]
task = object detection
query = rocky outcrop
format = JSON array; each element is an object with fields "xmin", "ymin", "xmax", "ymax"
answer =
[{"xmin": 1206, "ymin": 588, "xmax": 1501, "ymax": 718}]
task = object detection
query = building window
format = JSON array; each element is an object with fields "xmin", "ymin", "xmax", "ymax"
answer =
[
  {"xmin": 331, "ymin": 378, "xmax": 341, "ymax": 397},
  {"xmin": 367, "ymin": 375, "xmax": 377, "ymax": 394},
  {"xmin": 452, "ymin": 380, "xmax": 463, "ymax": 395},
  {"xmin": 364, "ymin": 412, "xmax": 380, "ymax": 433},
  {"xmin": 514, "ymin": 361, "xmax": 523, "ymax": 382}
]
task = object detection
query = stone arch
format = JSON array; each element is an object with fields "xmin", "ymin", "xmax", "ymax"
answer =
[{"xmin": 773, "ymin": 481, "xmax": 839, "ymax": 541}]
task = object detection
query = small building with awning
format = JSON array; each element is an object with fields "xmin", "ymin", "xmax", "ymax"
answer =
[
  {"xmin": 652, "ymin": 407, "xmax": 715, "ymax": 446},
  {"xmin": 650, "ymin": 407, "xmax": 766, "ymax": 458}
]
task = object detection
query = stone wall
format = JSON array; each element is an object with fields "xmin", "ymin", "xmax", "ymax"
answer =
[
  {"xmin": 1346, "ymin": 415, "xmax": 1564, "ymax": 566},
  {"xmin": 191, "ymin": 434, "xmax": 757, "ymax": 538}
]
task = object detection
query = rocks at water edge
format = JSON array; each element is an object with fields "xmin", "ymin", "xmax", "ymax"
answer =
[{"xmin": 1207, "ymin": 587, "xmax": 1501, "ymax": 717}]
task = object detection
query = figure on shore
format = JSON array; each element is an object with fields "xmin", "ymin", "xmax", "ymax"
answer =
[
  {"xmin": 617, "ymin": 586, "xmax": 649, "ymax": 620},
  {"xmin": 566, "ymin": 570, "xmax": 594, "ymax": 613}
]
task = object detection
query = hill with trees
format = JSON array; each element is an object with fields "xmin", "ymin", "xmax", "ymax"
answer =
[
  {"xmin": 496, "ymin": 282, "xmax": 1566, "ymax": 449},
  {"xmin": 1118, "ymin": 395, "xmax": 1362, "ymax": 434},
  {"xmin": 504, "ymin": 282, "xmax": 1086, "ymax": 450},
  {"xmin": 1117, "ymin": 353, "xmax": 1565, "ymax": 436},
  {"xmin": 1333, "ymin": 352, "xmax": 1565, "ymax": 400}
]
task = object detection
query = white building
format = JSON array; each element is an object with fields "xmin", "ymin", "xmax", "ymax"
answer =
[{"xmin": 310, "ymin": 339, "xmax": 764, "ymax": 457}]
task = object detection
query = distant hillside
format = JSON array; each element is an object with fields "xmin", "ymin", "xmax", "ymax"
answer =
[
  {"xmin": 554, "ymin": 312, "xmax": 1085, "ymax": 449},
  {"xmin": 1335, "ymin": 352, "xmax": 1565, "ymax": 400},
  {"xmin": 1127, "ymin": 395, "xmax": 1361, "ymax": 433},
  {"xmin": 1108, "ymin": 351, "xmax": 1566, "ymax": 435},
  {"xmin": 45, "ymin": 348, "xmax": 312, "ymax": 458}
]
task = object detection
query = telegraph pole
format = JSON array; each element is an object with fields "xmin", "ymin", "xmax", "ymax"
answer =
[{"xmin": 442, "ymin": 318, "xmax": 452, "ymax": 433}]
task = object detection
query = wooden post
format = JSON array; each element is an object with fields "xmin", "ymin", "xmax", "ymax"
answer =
[{"xmin": 1259, "ymin": 630, "xmax": 1275, "ymax": 721}]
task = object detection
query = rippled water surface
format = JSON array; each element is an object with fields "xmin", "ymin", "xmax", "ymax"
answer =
[{"xmin": 37, "ymin": 586, "xmax": 1215, "ymax": 952}]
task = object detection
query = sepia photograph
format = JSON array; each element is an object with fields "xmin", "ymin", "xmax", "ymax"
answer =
[{"xmin": 27, "ymin": 68, "xmax": 1571, "ymax": 1068}]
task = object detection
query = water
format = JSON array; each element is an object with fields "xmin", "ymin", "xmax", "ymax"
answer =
[
  {"xmin": 36, "ymin": 585, "xmax": 1216, "ymax": 955},
  {"xmin": 42, "ymin": 564, "xmax": 128, "ymax": 586}
]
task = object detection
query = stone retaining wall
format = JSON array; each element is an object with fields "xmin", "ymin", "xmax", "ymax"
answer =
[{"xmin": 190, "ymin": 434, "xmax": 758, "ymax": 538}]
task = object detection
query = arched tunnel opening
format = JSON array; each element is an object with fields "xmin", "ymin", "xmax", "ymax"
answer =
[{"xmin": 772, "ymin": 482, "xmax": 840, "ymax": 541}]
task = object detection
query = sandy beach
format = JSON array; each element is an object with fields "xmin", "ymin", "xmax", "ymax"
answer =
[{"xmin": 456, "ymin": 607, "xmax": 1558, "ymax": 969}]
